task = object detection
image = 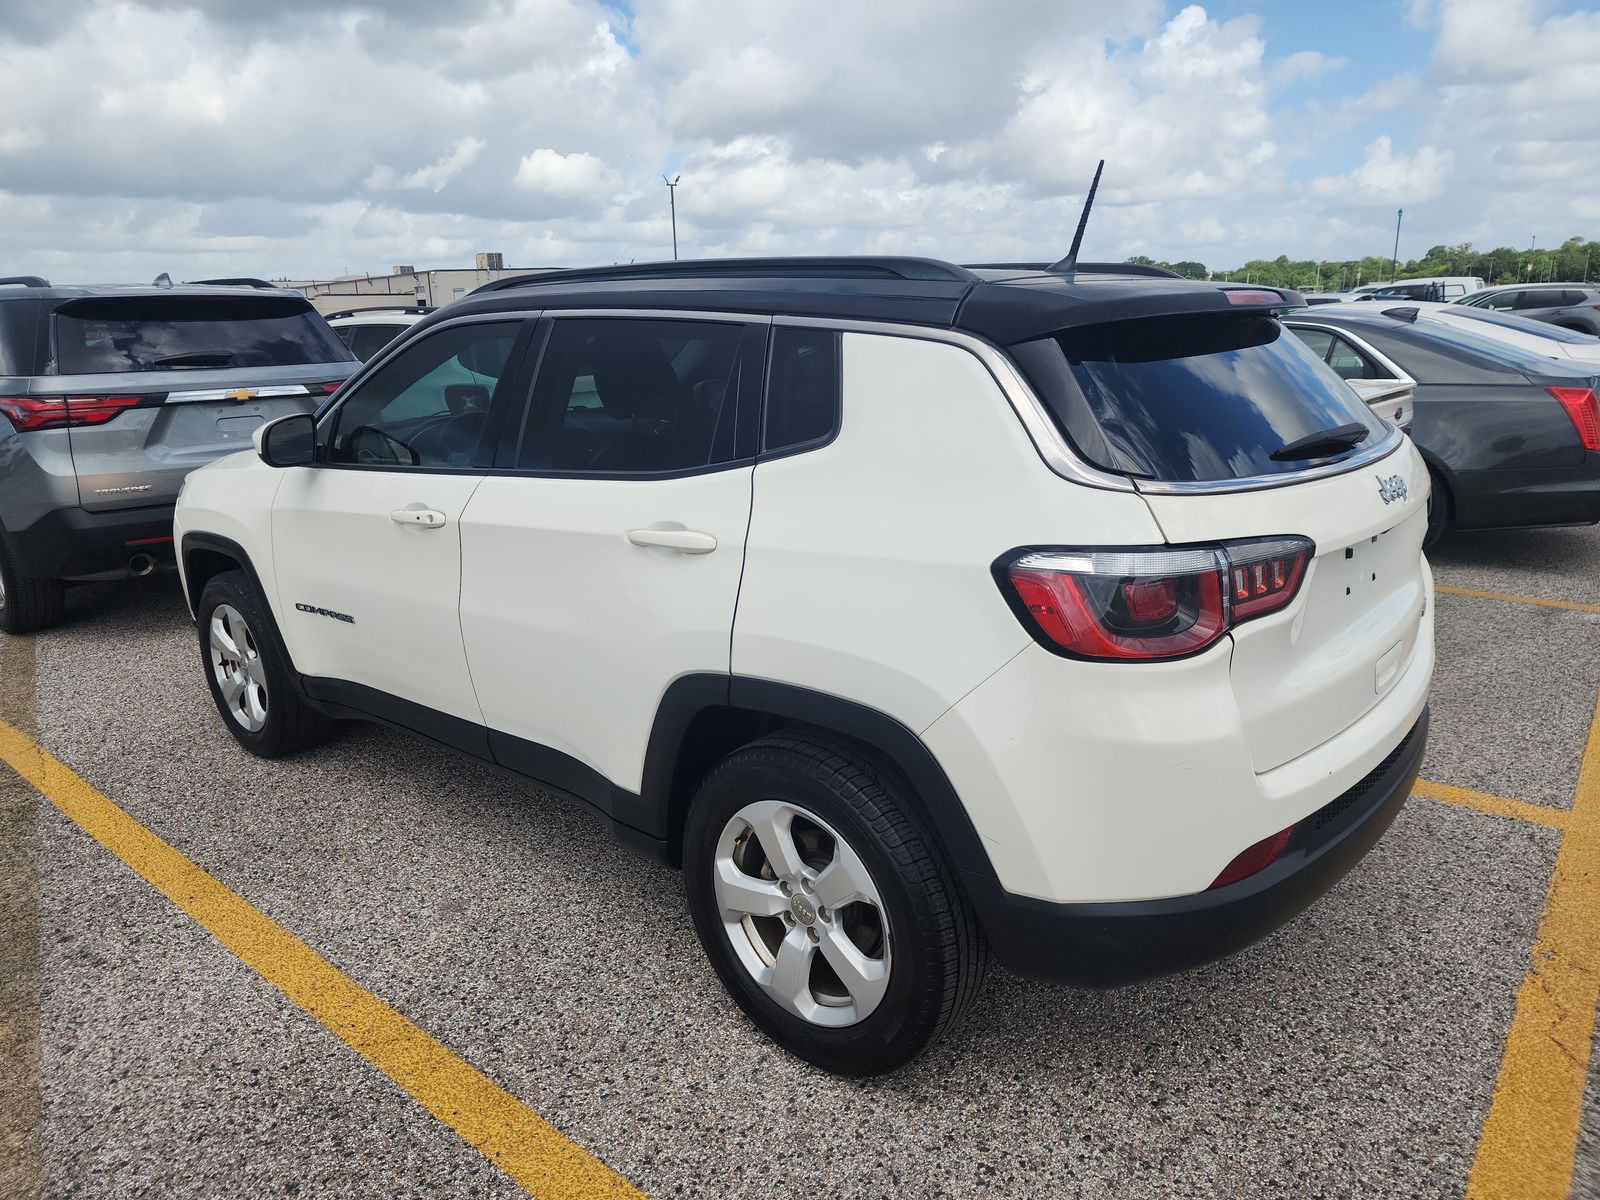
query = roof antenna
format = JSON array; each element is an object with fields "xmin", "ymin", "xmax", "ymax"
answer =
[
  {"xmin": 1047, "ymin": 159, "xmax": 1104, "ymax": 276},
  {"xmin": 152, "ymin": 272, "xmax": 173, "ymax": 288}
]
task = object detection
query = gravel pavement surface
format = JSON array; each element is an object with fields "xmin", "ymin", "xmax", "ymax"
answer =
[{"xmin": 6, "ymin": 522, "xmax": 1599, "ymax": 1199}]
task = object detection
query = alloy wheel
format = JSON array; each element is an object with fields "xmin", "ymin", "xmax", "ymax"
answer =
[
  {"xmin": 209, "ymin": 603, "xmax": 268, "ymax": 732},
  {"xmin": 712, "ymin": 800, "xmax": 891, "ymax": 1027}
]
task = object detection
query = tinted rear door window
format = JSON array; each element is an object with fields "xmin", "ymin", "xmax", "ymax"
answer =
[
  {"xmin": 54, "ymin": 296, "xmax": 354, "ymax": 374},
  {"xmin": 1010, "ymin": 314, "xmax": 1383, "ymax": 483}
]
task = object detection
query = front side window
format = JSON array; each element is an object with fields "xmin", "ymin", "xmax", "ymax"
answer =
[
  {"xmin": 329, "ymin": 321, "xmax": 520, "ymax": 468},
  {"xmin": 344, "ymin": 323, "xmax": 407, "ymax": 361},
  {"xmin": 1477, "ymin": 290, "xmax": 1521, "ymax": 311},
  {"xmin": 517, "ymin": 318, "xmax": 744, "ymax": 473}
]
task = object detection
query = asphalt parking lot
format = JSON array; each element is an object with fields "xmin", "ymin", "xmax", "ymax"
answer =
[{"xmin": 1, "ymin": 528, "xmax": 1597, "ymax": 1200}]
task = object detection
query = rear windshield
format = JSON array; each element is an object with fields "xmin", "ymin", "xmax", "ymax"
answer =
[
  {"xmin": 1009, "ymin": 314, "xmax": 1385, "ymax": 483},
  {"xmin": 1395, "ymin": 317, "xmax": 1577, "ymax": 373},
  {"xmin": 1446, "ymin": 307, "xmax": 1598, "ymax": 344},
  {"xmin": 53, "ymin": 296, "xmax": 354, "ymax": 374},
  {"xmin": 1011, "ymin": 320, "xmax": 1388, "ymax": 489}
]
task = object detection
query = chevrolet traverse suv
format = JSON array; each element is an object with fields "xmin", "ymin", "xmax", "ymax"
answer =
[
  {"xmin": 0, "ymin": 277, "xmax": 357, "ymax": 631},
  {"xmin": 175, "ymin": 258, "xmax": 1433, "ymax": 1073}
]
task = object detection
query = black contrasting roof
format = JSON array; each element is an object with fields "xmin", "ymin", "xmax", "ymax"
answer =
[
  {"xmin": 447, "ymin": 256, "xmax": 1301, "ymax": 345},
  {"xmin": 965, "ymin": 261, "xmax": 1184, "ymax": 279}
]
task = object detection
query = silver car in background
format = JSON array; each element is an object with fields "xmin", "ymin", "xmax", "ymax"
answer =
[{"xmin": 0, "ymin": 277, "xmax": 358, "ymax": 631}]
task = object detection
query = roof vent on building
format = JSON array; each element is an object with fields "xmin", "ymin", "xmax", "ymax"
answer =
[
  {"xmin": 476, "ymin": 251, "xmax": 504, "ymax": 271},
  {"xmin": 392, "ymin": 265, "xmax": 416, "ymax": 275}
]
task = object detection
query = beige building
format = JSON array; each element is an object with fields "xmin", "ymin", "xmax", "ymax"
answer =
[{"xmin": 276, "ymin": 253, "xmax": 555, "ymax": 315}]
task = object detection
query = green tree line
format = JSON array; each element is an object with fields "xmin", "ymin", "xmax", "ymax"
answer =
[{"xmin": 1128, "ymin": 236, "xmax": 1600, "ymax": 291}]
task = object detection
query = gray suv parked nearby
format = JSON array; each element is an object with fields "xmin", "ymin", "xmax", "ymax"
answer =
[
  {"xmin": 0, "ymin": 277, "xmax": 358, "ymax": 632},
  {"xmin": 1455, "ymin": 283, "xmax": 1600, "ymax": 335}
]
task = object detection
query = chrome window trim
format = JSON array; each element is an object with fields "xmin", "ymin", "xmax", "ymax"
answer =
[
  {"xmin": 1281, "ymin": 320, "xmax": 1415, "ymax": 387},
  {"xmin": 1130, "ymin": 429, "xmax": 1404, "ymax": 495},
  {"xmin": 772, "ymin": 315, "xmax": 1137, "ymax": 492},
  {"xmin": 774, "ymin": 314, "xmax": 1408, "ymax": 496}
]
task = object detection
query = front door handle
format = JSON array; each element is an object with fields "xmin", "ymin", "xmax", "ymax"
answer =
[
  {"xmin": 627, "ymin": 528, "xmax": 717, "ymax": 554},
  {"xmin": 390, "ymin": 508, "xmax": 447, "ymax": 528}
]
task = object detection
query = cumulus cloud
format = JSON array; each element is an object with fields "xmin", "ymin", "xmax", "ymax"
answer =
[
  {"xmin": 367, "ymin": 137, "xmax": 487, "ymax": 193},
  {"xmin": 0, "ymin": 0, "xmax": 1596, "ymax": 280}
]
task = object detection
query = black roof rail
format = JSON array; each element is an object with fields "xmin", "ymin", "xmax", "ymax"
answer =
[
  {"xmin": 0, "ymin": 275, "xmax": 50, "ymax": 288},
  {"xmin": 471, "ymin": 256, "xmax": 980, "ymax": 295},
  {"xmin": 187, "ymin": 277, "xmax": 280, "ymax": 289},
  {"xmin": 965, "ymin": 261, "xmax": 1184, "ymax": 279},
  {"xmin": 324, "ymin": 305, "xmax": 435, "ymax": 320}
]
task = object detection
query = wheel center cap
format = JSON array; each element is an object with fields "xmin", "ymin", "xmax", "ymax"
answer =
[{"xmin": 790, "ymin": 894, "xmax": 817, "ymax": 925}]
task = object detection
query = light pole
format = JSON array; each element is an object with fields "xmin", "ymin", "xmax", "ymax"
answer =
[
  {"xmin": 1391, "ymin": 208, "xmax": 1403, "ymax": 283},
  {"xmin": 662, "ymin": 174, "xmax": 681, "ymax": 260}
]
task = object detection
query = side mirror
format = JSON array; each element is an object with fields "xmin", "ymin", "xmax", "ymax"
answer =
[{"xmin": 253, "ymin": 413, "xmax": 317, "ymax": 468}]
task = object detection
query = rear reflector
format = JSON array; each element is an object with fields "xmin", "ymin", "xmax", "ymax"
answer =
[
  {"xmin": 0, "ymin": 395, "xmax": 142, "ymax": 432},
  {"xmin": 125, "ymin": 535, "xmax": 173, "ymax": 546},
  {"xmin": 1208, "ymin": 826, "xmax": 1293, "ymax": 889},
  {"xmin": 1548, "ymin": 386, "xmax": 1600, "ymax": 452},
  {"xmin": 999, "ymin": 535, "xmax": 1314, "ymax": 662}
]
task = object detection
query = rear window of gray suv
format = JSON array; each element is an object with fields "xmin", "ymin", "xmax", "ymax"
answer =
[
  {"xmin": 1010, "ymin": 313, "xmax": 1384, "ymax": 483},
  {"xmin": 54, "ymin": 296, "xmax": 353, "ymax": 374}
]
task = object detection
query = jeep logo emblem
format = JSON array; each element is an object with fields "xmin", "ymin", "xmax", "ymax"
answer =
[
  {"xmin": 1376, "ymin": 474, "xmax": 1408, "ymax": 504},
  {"xmin": 789, "ymin": 894, "xmax": 817, "ymax": 925}
]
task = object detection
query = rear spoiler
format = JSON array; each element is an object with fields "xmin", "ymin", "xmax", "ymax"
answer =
[{"xmin": 956, "ymin": 282, "xmax": 1306, "ymax": 345}]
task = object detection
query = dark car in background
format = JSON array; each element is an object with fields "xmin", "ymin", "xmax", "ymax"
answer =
[
  {"xmin": 1454, "ymin": 284, "xmax": 1600, "ymax": 335},
  {"xmin": 0, "ymin": 277, "xmax": 358, "ymax": 631},
  {"xmin": 1283, "ymin": 306, "xmax": 1600, "ymax": 547}
]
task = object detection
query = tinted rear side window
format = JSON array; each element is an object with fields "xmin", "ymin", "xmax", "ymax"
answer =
[
  {"xmin": 1010, "ymin": 314, "xmax": 1384, "ymax": 483},
  {"xmin": 0, "ymin": 300, "xmax": 39, "ymax": 376},
  {"xmin": 763, "ymin": 327, "xmax": 840, "ymax": 454},
  {"xmin": 54, "ymin": 296, "xmax": 354, "ymax": 374}
]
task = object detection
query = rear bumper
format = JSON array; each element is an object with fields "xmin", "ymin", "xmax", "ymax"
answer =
[
  {"xmin": 6, "ymin": 504, "xmax": 176, "ymax": 580},
  {"xmin": 965, "ymin": 707, "xmax": 1428, "ymax": 986}
]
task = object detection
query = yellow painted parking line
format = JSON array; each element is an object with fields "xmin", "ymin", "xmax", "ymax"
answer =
[
  {"xmin": 1414, "ymin": 780, "xmax": 1569, "ymax": 831},
  {"xmin": 1465, "ymin": 694, "xmax": 1600, "ymax": 1200},
  {"xmin": 0, "ymin": 719, "xmax": 642, "ymax": 1200},
  {"xmin": 1436, "ymin": 584, "xmax": 1600, "ymax": 616}
]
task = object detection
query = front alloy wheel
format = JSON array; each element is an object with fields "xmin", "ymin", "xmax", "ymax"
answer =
[
  {"xmin": 209, "ymin": 603, "xmax": 268, "ymax": 732},
  {"xmin": 714, "ymin": 799, "xmax": 891, "ymax": 1027}
]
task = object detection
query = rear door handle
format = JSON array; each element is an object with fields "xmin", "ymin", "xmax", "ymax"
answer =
[
  {"xmin": 390, "ymin": 508, "xmax": 447, "ymax": 528},
  {"xmin": 627, "ymin": 528, "xmax": 717, "ymax": 554}
]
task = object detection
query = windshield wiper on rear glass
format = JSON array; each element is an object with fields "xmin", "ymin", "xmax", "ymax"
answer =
[
  {"xmin": 1269, "ymin": 422, "xmax": 1369, "ymax": 462},
  {"xmin": 150, "ymin": 351, "xmax": 234, "ymax": 368}
]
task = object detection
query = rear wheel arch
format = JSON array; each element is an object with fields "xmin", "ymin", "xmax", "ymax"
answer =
[{"xmin": 639, "ymin": 676, "xmax": 999, "ymax": 889}]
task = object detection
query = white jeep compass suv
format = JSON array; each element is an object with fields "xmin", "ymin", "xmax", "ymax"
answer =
[{"xmin": 175, "ymin": 257, "xmax": 1434, "ymax": 1074}]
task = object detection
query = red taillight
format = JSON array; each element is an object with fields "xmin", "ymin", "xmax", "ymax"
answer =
[
  {"xmin": 1208, "ymin": 826, "xmax": 1293, "ymax": 889},
  {"xmin": 0, "ymin": 395, "xmax": 142, "ymax": 432},
  {"xmin": 1000, "ymin": 536, "xmax": 1313, "ymax": 662},
  {"xmin": 313, "ymin": 381, "xmax": 342, "ymax": 395},
  {"xmin": 1548, "ymin": 386, "xmax": 1600, "ymax": 452}
]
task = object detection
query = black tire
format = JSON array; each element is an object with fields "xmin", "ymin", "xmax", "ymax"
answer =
[
  {"xmin": 0, "ymin": 535, "xmax": 65, "ymax": 634},
  {"xmin": 196, "ymin": 570, "xmax": 333, "ymax": 758},
  {"xmin": 683, "ymin": 733, "xmax": 987, "ymax": 1075},
  {"xmin": 1423, "ymin": 465, "xmax": 1452, "ymax": 551}
]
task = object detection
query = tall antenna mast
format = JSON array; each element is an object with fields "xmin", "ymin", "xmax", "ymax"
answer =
[{"xmin": 1047, "ymin": 159, "xmax": 1105, "ymax": 276}]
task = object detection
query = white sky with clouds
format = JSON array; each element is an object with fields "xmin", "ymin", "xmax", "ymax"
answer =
[{"xmin": 0, "ymin": 0, "xmax": 1597, "ymax": 281}]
